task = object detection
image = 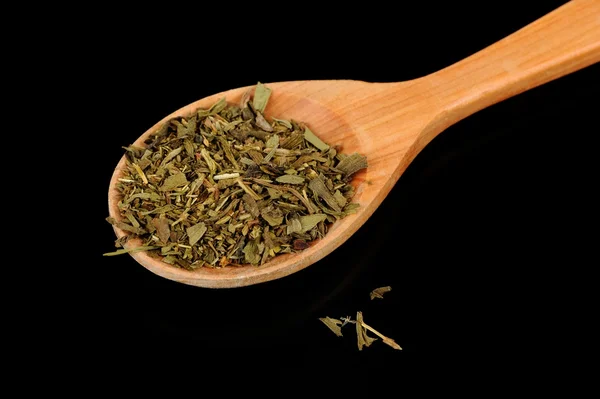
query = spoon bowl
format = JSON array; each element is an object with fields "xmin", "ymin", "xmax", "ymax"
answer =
[{"xmin": 108, "ymin": 0, "xmax": 600, "ymax": 288}]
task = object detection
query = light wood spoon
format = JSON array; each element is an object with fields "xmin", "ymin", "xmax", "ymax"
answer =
[{"xmin": 108, "ymin": 0, "xmax": 599, "ymax": 288}]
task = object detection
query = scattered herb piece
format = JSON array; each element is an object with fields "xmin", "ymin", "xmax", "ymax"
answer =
[
  {"xmin": 318, "ymin": 286, "xmax": 402, "ymax": 351},
  {"xmin": 370, "ymin": 286, "xmax": 392, "ymax": 300},
  {"xmin": 103, "ymin": 246, "xmax": 159, "ymax": 257},
  {"xmin": 355, "ymin": 311, "xmax": 377, "ymax": 350},
  {"xmin": 319, "ymin": 316, "xmax": 344, "ymax": 337}
]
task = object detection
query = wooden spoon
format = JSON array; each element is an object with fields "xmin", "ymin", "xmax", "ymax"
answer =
[{"xmin": 108, "ymin": 0, "xmax": 600, "ymax": 288}]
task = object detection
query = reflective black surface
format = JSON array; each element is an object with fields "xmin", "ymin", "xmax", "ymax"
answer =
[{"xmin": 78, "ymin": 0, "xmax": 596, "ymax": 390}]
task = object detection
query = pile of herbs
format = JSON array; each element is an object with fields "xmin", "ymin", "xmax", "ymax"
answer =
[{"xmin": 106, "ymin": 83, "xmax": 367, "ymax": 269}]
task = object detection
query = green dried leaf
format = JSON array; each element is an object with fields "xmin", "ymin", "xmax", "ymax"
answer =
[
  {"xmin": 252, "ymin": 82, "xmax": 272, "ymax": 113},
  {"xmin": 184, "ymin": 139, "xmax": 195, "ymax": 157},
  {"xmin": 286, "ymin": 218, "xmax": 302, "ymax": 235},
  {"xmin": 255, "ymin": 112, "xmax": 273, "ymax": 132},
  {"xmin": 125, "ymin": 213, "xmax": 140, "ymax": 228},
  {"xmin": 242, "ymin": 193, "xmax": 260, "ymax": 218},
  {"xmin": 218, "ymin": 136, "xmax": 239, "ymax": 169},
  {"xmin": 356, "ymin": 311, "xmax": 377, "ymax": 351},
  {"xmin": 125, "ymin": 192, "xmax": 157, "ymax": 203},
  {"xmin": 162, "ymin": 255, "xmax": 177, "ymax": 264},
  {"xmin": 336, "ymin": 153, "xmax": 368, "ymax": 176},
  {"xmin": 277, "ymin": 201, "xmax": 306, "ymax": 212},
  {"xmin": 125, "ymin": 193, "xmax": 150, "ymax": 203},
  {"xmin": 201, "ymin": 148, "xmax": 218, "ymax": 175},
  {"xmin": 370, "ymin": 286, "xmax": 392, "ymax": 300},
  {"xmin": 260, "ymin": 206, "xmax": 284, "ymax": 227},
  {"xmin": 265, "ymin": 134, "xmax": 279, "ymax": 149},
  {"xmin": 304, "ymin": 127, "xmax": 329, "ymax": 151},
  {"xmin": 333, "ymin": 189, "xmax": 347, "ymax": 208},
  {"xmin": 308, "ymin": 175, "xmax": 341, "ymax": 212},
  {"xmin": 243, "ymin": 239, "xmax": 261, "ymax": 265},
  {"xmin": 160, "ymin": 147, "xmax": 183, "ymax": 167},
  {"xmin": 105, "ymin": 217, "xmax": 145, "ymax": 235},
  {"xmin": 272, "ymin": 118, "xmax": 292, "ymax": 129},
  {"xmin": 210, "ymin": 97, "xmax": 228, "ymax": 114},
  {"xmin": 103, "ymin": 246, "xmax": 158, "ymax": 256},
  {"xmin": 266, "ymin": 187, "xmax": 282, "ymax": 199},
  {"xmin": 160, "ymin": 172, "xmax": 188, "ymax": 191},
  {"xmin": 343, "ymin": 203, "xmax": 360, "ymax": 216},
  {"xmin": 198, "ymin": 97, "xmax": 227, "ymax": 117},
  {"xmin": 319, "ymin": 317, "xmax": 344, "ymax": 337},
  {"xmin": 263, "ymin": 141, "xmax": 278, "ymax": 163},
  {"xmin": 281, "ymin": 132, "xmax": 304, "ymax": 149},
  {"xmin": 247, "ymin": 149, "xmax": 264, "ymax": 164},
  {"xmin": 187, "ymin": 222, "xmax": 207, "ymax": 246},
  {"xmin": 152, "ymin": 216, "xmax": 170, "ymax": 243},
  {"xmin": 299, "ymin": 214, "xmax": 327, "ymax": 233},
  {"xmin": 140, "ymin": 204, "xmax": 175, "ymax": 216},
  {"xmin": 177, "ymin": 116, "xmax": 196, "ymax": 137},
  {"xmin": 275, "ymin": 175, "xmax": 305, "ymax": 185}
]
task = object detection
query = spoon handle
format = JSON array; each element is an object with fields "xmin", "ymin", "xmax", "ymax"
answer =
[{"xmin": 424, "ymin": 0, "xmax": 600, "ymax": 137}]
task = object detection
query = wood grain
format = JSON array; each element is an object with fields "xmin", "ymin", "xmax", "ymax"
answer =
[{"xmin": 108, "ymin": 0, "xmax": 600, "ymax": 288}]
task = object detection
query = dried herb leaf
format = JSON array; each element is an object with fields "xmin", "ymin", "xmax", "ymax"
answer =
[
  {"xmin": 152, "ymin": 216, "xmax": 170, "ymax": 243},
  {"xmin": 382, "ymin": 337, "xmax": 402, "ymax": 350},
  {"xmin": 255, "ymin": 112, "xmax": 273, "ymax": 132},
  {"xmin": 260, "ymin": 205, "xmax": 284, "ymax": 227},
  {"xmin": 184, "ymin": 139, "xmax": 195, "ymax": 157},
  {"xmin": 160, "ymin": 147, "xmax": 183, "ymax": 167},
  {"xmin": 126, "ymin": 213, "xmax": 140, "ymax": 228},
  {"xmin": 201, "ymin": 149, "xmax": 218, "ymax": 175},
  {"xmin": 267, "ymin": 187, "xmax": 282, "ymax": 199},
  {"xmin": 299, "ymin": 214, "xmax": 327, "ymax": 233},
  {"xmin": 243, "ymin": 239, "xmax": 261, "ymax": 265},
  {"xmin": 356, "ymin": 311, "xmax": 377, "ymax": 350},
  {"xmin": 275, "ymin": 175, "xmax": 305, "ymax": 185},
  {"xmin": 187, "ymin": 222, "xmax": 207, "ymax": 246},
  {"xmin": 308, "ymin": 175, "xmax": 341, "ymax": 212},
  {"xmin": 319, "ymin": 317, "xmax": 344, "ymax": 337},
  {"xmin": 281, "ymin": 132, "xmax": 304, "ymax": 149},
  {"xmin": 103, "ymin": 246, "xmax": 158, "ymax": 256},
  {"xmin": 252, "ymin": 82, "xmax": 272, "ymax": 113},
  {"xmin": 263, "ymin": 144, "xmax": 278, "ymax": 163},
  {"xmin": 242, "ymin": 193, "xmax": 260, "ymax": 218},
  {"xmin": 272, "ymin": 118, "xmax": 292, "ymax": 129},
  {"xmin": 336, "ymin": 153, "xmax": 368, "ymax": 176},
  {"xmin": 304, "ymin": 127, "xmax": 329, "ymax": 151},
  {"xmin": 333, "ymin": 190, "xmax": 347, "ymax": 208},
  {"xmin": 198, "ymin": 97, "xmax": 227, "ymax": 117},
  {"xmin": 247, "ymin": 149, "xmax": 264, "ymax": 164},
  {"xmin": 105, "ymin": 217, "xmax": 145, "ymax": 235},
  {"xmin": 265, "ymin": 134, "xmax": 279, "ymax": 149},
  {"xmin": 160, "ymin": 172, "xmax": 188, "ymax": 191},
  {"xmin": 287, "ymin": 218, "xmax": 302, "ymax": 235},
  {"xmin": 370, "ymin": 286, "xmax": 392, "ymax": 300},
  {"xmin": 240, "ymin": 87, "xmax": 252, "ymax": 108}
]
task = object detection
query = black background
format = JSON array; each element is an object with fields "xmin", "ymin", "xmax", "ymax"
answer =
[{"xmin": 63, "ymin": 0, "xmax": 597, "ymax": 392}]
